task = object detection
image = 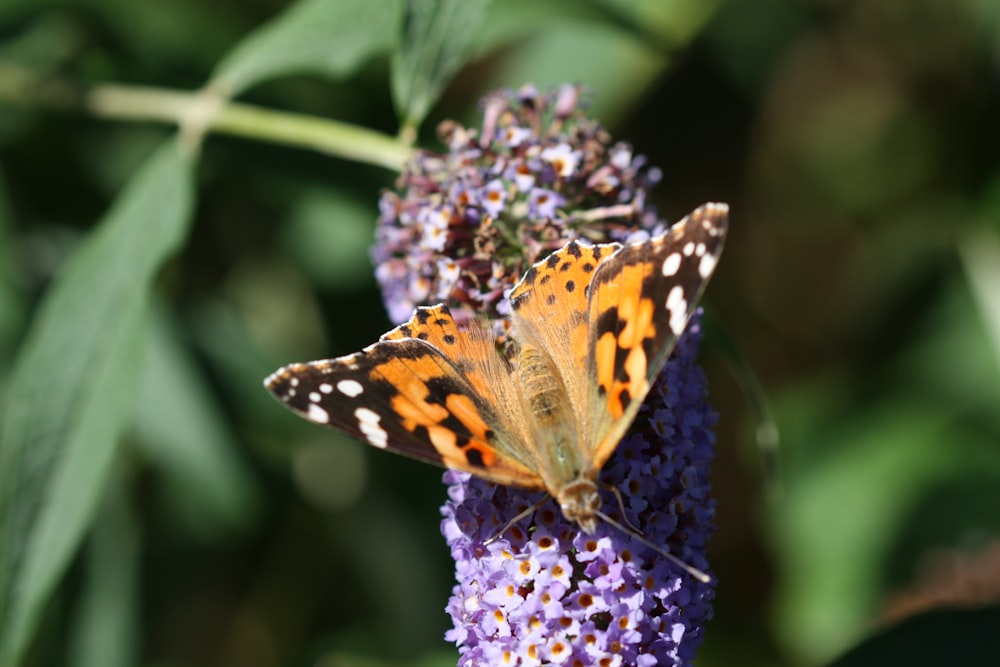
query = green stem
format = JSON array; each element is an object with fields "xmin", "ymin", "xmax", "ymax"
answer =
[{"xmin": 0, "ymin": 63, "xmax": 413, "ymax": 172}]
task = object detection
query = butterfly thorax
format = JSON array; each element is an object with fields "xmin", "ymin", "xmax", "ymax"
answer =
[{"xmin": 517, "ymin": 343, "xmax": 600, "ymax": 533}]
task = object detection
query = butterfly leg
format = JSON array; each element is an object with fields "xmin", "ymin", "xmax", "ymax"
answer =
[
  {"xmin": 600, "ymin": 482, "xmax": 643, "ymax": 535},
  {"xmin": 483, "ymin": 497, "xmax": 548, "ymax": 545}
]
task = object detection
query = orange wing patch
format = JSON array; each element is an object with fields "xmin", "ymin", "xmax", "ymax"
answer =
[
  {"xmin": 589, "ymin": 257, "xmax": 661, "ymax": 419},
  {"xmin": 509, "ymin": 241, "xmax": 618, "ymax": 352},
  {"xmin": 509, "ymin": 240, "xmax": 620, "ymax": 416},
  {"xmin": 382, "ymin": 304, "xmax": 507, "ymax": 408}
]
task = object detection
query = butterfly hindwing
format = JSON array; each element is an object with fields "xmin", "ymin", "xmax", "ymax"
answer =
[
  {"xmin": 381, "ymin": 304, "xmax": 510, "ymax": 410},
  {"xmin": 265, "ymin": 306, "xmax": 543, "ymax": 489},
  {"xmin": 508, "ymin": 240, "xmax": 621, "ymax": 425},
  {"xmin": 586, "ymin": 203, "xmax": 728, "ymax": 467}
]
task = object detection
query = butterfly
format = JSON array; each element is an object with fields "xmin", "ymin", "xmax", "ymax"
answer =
[{"xmin": 265, "ymin": 202, "xmax": 727, "ymax": 561}]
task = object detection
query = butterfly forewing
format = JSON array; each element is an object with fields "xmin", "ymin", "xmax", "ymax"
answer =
[
  {"xmin": 381, "ymin": 304, "xmax": 544, "ymax": 476},
  {"xmin": 585, "ymin": 203, "xmax": 728, "ymax": 468},
  {"xmin": 265, "ymin": 308, "xmax": 544, "ymax": 489}
]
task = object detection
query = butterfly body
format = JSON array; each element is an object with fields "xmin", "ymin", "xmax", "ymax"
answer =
[{"xmin": 265, "ymin": 203, "xmax": 728, "ymax": 534}]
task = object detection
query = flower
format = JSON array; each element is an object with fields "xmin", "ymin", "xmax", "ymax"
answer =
[
  {"xmin": 372, "ymin": 84, "xmax": 718, "ymax": 665},
  {"xmin": 441, "ymin": 315, "xmax": 716, "ymax": 666},
  {"xmin": 373, "ymin": 84, "xmax": 667, "ymax": 332}
]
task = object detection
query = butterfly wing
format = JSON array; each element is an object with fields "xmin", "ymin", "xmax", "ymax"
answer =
[
  {"xmin": 381, "ymin": 304, "xmax": 511, "ymax": 409},
  {"xmin": 265, "ymin": 305, "xmax": 544, "ymax": 489},
  {"xmin": 585, "ymin": 202, "xmax": 728, "ymax": 467},
  {"xmin": 507, "ymin": 239, "xmax": 622, "ymax": 425},
  {"xmin": 507, "ymin": 203, "xmax": 727, "ymax": 475}
]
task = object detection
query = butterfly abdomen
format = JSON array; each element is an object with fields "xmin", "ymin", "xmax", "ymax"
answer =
[
  {"xmin": 516, "ymin": 343, "xmax": 591, "ymax": 493},
  {"xmin": 518, "ymin": 344, "xmax": 573, "ymax": 426},
  {"xmin": 518, "ymin": 346, "xmax": 562, "ymax": 418},
  {"xmin": 517, "ymin": 343, "xmax": 602, "ymax": 533}
]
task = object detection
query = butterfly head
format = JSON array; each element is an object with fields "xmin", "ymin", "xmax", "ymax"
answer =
[
  {"xmin": 555, "ymin": 479, "xmax": 602, "ymax": 534},
  {"xmin": 549, "ymin": 477, "xmax": 712, "ymax": 583}
]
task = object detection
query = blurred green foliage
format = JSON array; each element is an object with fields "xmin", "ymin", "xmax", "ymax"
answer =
[{"xmin": 0, "ymin": 1, "xmax": 999, "ymax": 666}]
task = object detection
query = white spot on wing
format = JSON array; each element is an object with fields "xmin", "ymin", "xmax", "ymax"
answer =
[
  {"xmin": 683, "ymin": 242, "xmax": 695, "ymax": 256},
  {"xmin": 336, "ymin": 379, "xmax": 364, "ymax": 397},
  {"xmin": 701, "ymin": 204, "xmax": 728, "ymax": 236},
  {"xmin": 355, "ymin": 407, "xmax": 388, "ymax": 448},
  {"xmin": 309, "ymin": 391, "xmax": 321, "ymax": 403},
  {"xmin": 307, "ymin": 403, "xmax": 330, "ymax": 423},
  {"xmin": 699, "ymin": 253, "xmax": 718, "ymax": 278},
  {"xmin": 665, "ymin": 285, "xmax": 688, "ymax": 335},
  {"xmin": 319, "ymin": 382, "xmax": 333, "ymax": 393},
  {"xmin": 290, "ymin": 377, "xmax": 300, "ymax": 387},
  {"xmin": 661, "ymin": 253, "xmax": 682, "ymax": 277}
]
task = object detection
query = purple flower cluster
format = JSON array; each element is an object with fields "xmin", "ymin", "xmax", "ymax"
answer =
[
  {"xmin": 370, "ymin": 84, "xmax": 718, "ymax": 664},
  {"xmin": 373, "ymin": 84, "xmax": 667, "ymax": 328},
  {"xmin": 441, "ymin": 317, "xmax": 716, "ymax": 666}
]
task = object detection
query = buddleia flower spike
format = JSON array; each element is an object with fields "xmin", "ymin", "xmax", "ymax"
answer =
[
  {"xmin": 441, "ymin": 316, "xmax": 716, "ymax": 666},
  {"xmin": 368, "ymin": 85, "xmax": 722, "ymax": 666}
]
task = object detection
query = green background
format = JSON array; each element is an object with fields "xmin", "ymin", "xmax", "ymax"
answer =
[{"xmin": 1, "ymin": 1, "xmax": 999, "ymax": 665}]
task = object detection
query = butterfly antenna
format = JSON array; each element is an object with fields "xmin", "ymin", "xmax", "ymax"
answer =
[
  {"xmin": 483, "ymin": 496, "xmax": 712, "ymax": 584},
  {"xmin": 595, "ymin": 509, "xmax": 712, "ymax": 584}
]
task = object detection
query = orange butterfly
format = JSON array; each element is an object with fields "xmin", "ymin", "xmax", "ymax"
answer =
[{"xmin": 266, "ymin": 203, "xmax": 727, "ymax": 577}]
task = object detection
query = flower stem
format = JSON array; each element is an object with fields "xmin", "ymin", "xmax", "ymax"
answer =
[{"xmin": 0, "ymin": 63, "xmax": 413, "ymax": 172}]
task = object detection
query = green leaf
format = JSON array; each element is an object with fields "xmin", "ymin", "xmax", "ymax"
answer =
[
  {"xmin": 391, "ymin": 0, "xmax": 494, "ymax": 130},
  {"xmin": 67, "ymin": 474, "xmax": 140, "ymax": 667},
  {"xmin": 0, "ymin": 142, "xmax": 194, "ymax": 665},
  {"xmin": 961, "ymin": 225, "xmax": 1000, "ymax": 378},
  {"xmin": 213, "ymin": 0, "xmax": 404, "ymax": 97},
  {"xmin": 132, "ymin": 306, "xmax": 260, "ymax": 538},
  {"xmin": 769, "ymin": 393, "xmax": 1000, "ymax": 664},
  {"xmin": 467, "ymin": 0, "xmax": 721, "ymax": 124}
]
